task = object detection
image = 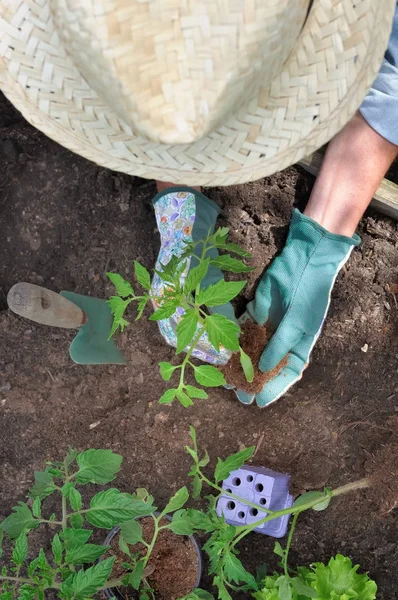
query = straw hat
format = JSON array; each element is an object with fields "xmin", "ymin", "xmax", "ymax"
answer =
[{"xmin": 0, "ymin": 0, "xmax": 395, "ymax": 185}]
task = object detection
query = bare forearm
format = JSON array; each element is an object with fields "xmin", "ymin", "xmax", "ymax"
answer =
[{"xmin": 304, "ymin": 112, "xmax": 398, "ymax": 236}]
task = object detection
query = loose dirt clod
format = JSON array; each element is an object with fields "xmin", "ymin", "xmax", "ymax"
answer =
[
  {"xmin": 108, "ymin": 518, "xmax": 199, "ymax": 600},
  {"xmin": 220, "ymin": 320, "xmax": 288, "ymax": 394},
  {"xmin": 365, "ymin": 437, "xmax": 398, "ymax": 517}
]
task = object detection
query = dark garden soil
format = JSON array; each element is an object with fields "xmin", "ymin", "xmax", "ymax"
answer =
[
  {"xmin": 107, "ymin": 519, "xmax": 199, "ymax": 600},
  {"xmin": 0, "ymin": 91, "xmax": 397, "ymax": 599},
  {"xmin": 220, "ymin": 321, "xmax": 288, "ymax": 394}
]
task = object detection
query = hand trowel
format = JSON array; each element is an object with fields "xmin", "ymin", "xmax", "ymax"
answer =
[{"xmin": 7, "ymin": 283, "xmax": 126, "ymax": 365}]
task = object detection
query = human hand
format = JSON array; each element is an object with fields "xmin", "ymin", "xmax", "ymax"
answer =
[
  {"xmin": 235, "ymin": 209, "xmax": 360, "ymax": 407},
  {"xmin": 151, "ymin": 187, "xmax": 237, "ymax": 365}
]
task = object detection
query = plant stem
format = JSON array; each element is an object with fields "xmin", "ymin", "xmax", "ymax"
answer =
[
  {"xmin": 230, "ymin": 477, "xmax": 370, "ymax": 550},
  {"xmin": 142, "ymin": 514, "xmax": 160, "ymax": 571},
  {"xmin": 61, "ymin": 461, "xmax": 69, "ymax": 531},
  {"xmin": 39, "ymin": 519, "xmax": 63, "ymax": 525},
  {"xmin": 177, "ymin": 327, "xmax": 205, "ymax": 391},
  {"xmin": 199, "ymin": 472, "xmax": 275, "ymax": 515},
  {"xmin": 283, "ymin": 513, "xmax": 299, "ymax": 577},
  {"xmin": 0, "ymin": 576, "xmax": 33, "ymax": 584}
]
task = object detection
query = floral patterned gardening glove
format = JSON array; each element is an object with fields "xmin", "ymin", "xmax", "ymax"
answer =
[
  {"xmin": 235, "ymin": 209, "xmax": 360, "ymax": 407},
  {"xmin": 151, "ymin": 187, "xmax": 237, "ymax": 365}
]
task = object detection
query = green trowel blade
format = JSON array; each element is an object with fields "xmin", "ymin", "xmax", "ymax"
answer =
[{"xmin": 60, "ymin": 291, "xmax": 126, "ymax": 365}]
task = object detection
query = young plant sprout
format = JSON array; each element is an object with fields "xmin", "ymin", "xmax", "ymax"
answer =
[{"xmin": 107, "ymin": 227, "xmax": 255, "ymax": 407}]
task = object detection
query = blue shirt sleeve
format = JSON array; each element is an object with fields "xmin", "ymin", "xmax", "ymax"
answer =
[{"xmin": 360, "ymin": 0, "xmax": 398, "ymax": 145}]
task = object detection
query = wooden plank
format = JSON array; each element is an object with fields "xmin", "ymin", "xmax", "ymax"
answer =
[{"xmin": 298, "ymin": 151, "xmax": 398, "ymax": 220}]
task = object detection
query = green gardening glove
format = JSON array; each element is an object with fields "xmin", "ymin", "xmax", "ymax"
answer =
[{"xmin": 235, "ymin": 209, "xmax": 360, "ymax": 407}]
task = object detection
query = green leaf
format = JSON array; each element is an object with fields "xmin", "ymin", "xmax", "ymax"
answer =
[
  {"xmin": 309, "ymin": 554, "xmax": 377, "ymax": 600},
  {"xmin": 193, "ymin": 365, "xmax": 226, "ymax": 388},
  {"xmin": 12, "ymin": 533, "xmax": 28, "ymax": 566},
  {"xmin": 213, "ymin": 242, "xmax": 251, "ymax": 257},
  {"xmin": 16, "ymin": 584, "xmax": 37, "ymax": 600},
  {"xmin": 51, "ymin": 534, "xmax": 63, "ymax": 565},
  {"xmin": 66, "ymin": 556, "xmax": 115, "ymax": 597},
  {"xmin": 1, "ymin": 503, "xmax": 39, "ymax": 539},
  {"xmin": 240, "ymin": 348, "xmax": 254, "ymax": 383},
  {"xmin": 214, "ymin": 446, "xmax": 255, "ymax": 483},
  {"xmin": 61, "ymin": 482, "xmax": 75, "ymax": 497},
  {"xmin": 32, "ymin": 498, "xmax": 41, "ymax": 519},
  {"xmin": 75, "ymin": 449, "xmax": 123, "ymax": 484},
  {"xmin": 181, "ymin": 590, "xmax": 215, "ymax": 600},
  {"xmin": 161, "ymin": 486, "xmax": 189, "ymax": 516},
  {"xmin": 184, "ymin": 258, "xmax": 210, "ymax": 293},
  {"xmin": 185, "ymin": 509, "xmax": 214, "ymax": 532},
  {"xmin": 86, "ymin": 489, "xmax": 155, "ymax": 528},
  {"xmin": 106, "ymin": 296, "xmax": 130, "ymax": 336},
  {"xmin": 185, "ymin": 386, "xmax": 208, "ymax": 399},
  {"xmin": 130, "ymin": 558, "xmax": 145, "ymax": 590},
  {"xmin": 205, "ymin": 314, "xmax": 240, "ymax": 352},
  {"xmin": 210, "ymin": 255, "xmax": 253, "ymax": 273},
  {"xmin": 277, "ymin": 575, "xmax": 292, "ymax": 600},
  {"xmin": 69, "ymin": 488, "xmax": 83, "ymax": 511},
  {"xmin": 66, "ymin": 543, "xmax": 108, "ymax": 565},
  {"xmin": 273, "ymin": 542, "xmax": 285, "ymax": 558},
  {"xmin": 192, "ymin": 475, "xmax": 202, "ymax": 499},
  {"xmin": 118, "ymin": 536, "xmax": 131, "ymax": 556},
  {"xmin": 29, "ymin": 470, "xmax": 56, "ymax": 499},
  {"xmin": 120, "ymin": 520, "xmax": 143, "ymax": 545},
  {"xmin": 136, "ymin": 296, "xmax": 149, "ymax": 320},
  {"xmin": 69, "ymin": 514, "xmax": 84, "ymax": 529},
  {"xmin": 107, "ymin": 272, "xmax": 134, "ymax": 297},
  {"xmin": 0, "ymin": 528, "xmax": 3, "ymax": 559},
  {"xmin": 134, "ymin": 261, "xmax": 151, "ymax": 290},
  {"xmin": 196, "ymin": 280, "xmax": 246, "ymax": 307},
  {"xmin": 158, "ymin": 388, "xmax": 178, "ymax": 404},
  {"xmin": 291, "ymin": 577, "xmax": 317, "ymax": 598},
  {"xmin": 294, "ymin": 491, "xmax": 330, "ymax": 512},
  {"xmin": 166, "ymin": 509, "xmax": 195, "ymax": 535},
  {"xmin": 149, "ymin": 300, "xmax": 178, "ymax": 321},
  {"xmin": 60, "ymin": 528, "xmax": 92, "ymax": 549},
  {"xmin": 158, "ymin": 362, "xmax": 178, "ymax": 381},
  {"xmin": 222, "ymin": 552, "xmax": 257, "ymax": 589},
  {"xmin": 176, "ymin": 310, "xmax": 199, "ymax": 354},
  {"xmin": 64, "ymin": 447, "xmax": 79, "ymax": 467},
  {"xmin": 176, "ymin": 390, "xmax": 194, "ymax": 407}
]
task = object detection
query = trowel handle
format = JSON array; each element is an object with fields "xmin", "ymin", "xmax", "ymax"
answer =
[{"xmin": 7, "ymin": 283, "xmax": 85, "ymax": 329}]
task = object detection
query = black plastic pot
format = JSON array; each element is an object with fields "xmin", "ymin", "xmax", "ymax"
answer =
[{"xmin": 102, "ymin": 513, "xmax": 203, "ymax": 599}]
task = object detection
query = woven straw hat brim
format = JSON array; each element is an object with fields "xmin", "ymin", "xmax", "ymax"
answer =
[{"xmin": 0, "ymin": 0, "xmax": 395, "ymax": 185}]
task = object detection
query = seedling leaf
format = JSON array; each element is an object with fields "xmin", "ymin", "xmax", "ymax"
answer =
[
  {"xmin": 239, "ymin": 348, "xmax": 254, "ymax": 383},
  {"xmin": 149, "ymin": 300, "xmax": 178, "ymax": 321},
  {"xmin": 185, "ymin": 386, "xmax": 208, "ymax": 399},
  {"xmin": 66, "ymin": 543, "xmax": 108, "ymax": 565},
  {"xmin": 129, "ymin": 558, "xmax": 145, "ymax": 590},
  {"xmin": 1, "ymin": 503, "xmax": 39, "ymax": 539},
  {"xmin": 193, "ymin": 365, "xmax": 226, "ymax": 387},
  {"xmin": 86, "ymin": 489, "xmax": 155, "ymax": 528},
  {"xmin": 205, "ymin": 314, "xmax": 240, "ymax": 352},
  {"xmin": 214, "ymin": 446, "xmax": 255, "ymax": 483},
  {"xmin": 161, "ymin": 486, "xmax": 189, "ymax": 516},
  {"xmin": 134, "ymin": 261, "xmax": 151, "ymax": 290},
  {"xmin": 120, "ymin": 520, "xmax": 143, "ymax": 545},
  {"xmin": 158, "ymin": 362, "xmax": 178, "ymax": 381},
  {"xmin": 196, "ymin": 280, "xmax": 246, "ymax": 307},
  {"xmin": 176, "ymin": 310, "xmax": 199, "ymax": 353},
  {"xmin": 158, "ymin": 388, "xmax": 178, "ymax": 404},
  {"xmin": 51, "ymin": 534, "xmax": 63, "ymax": 565},
  {"xmin": 75, "ymin": 449, "xmax": 122, "ymax": 485},
  {"xmin": 69, "ymin": 488, "xmax": 83, "ymax": 511},
  {"xmin": 185, "ymin": 258, "xmax": 211, "ymax": 293},
  {"xmin": 107, "ymin": 273, "xmax": 134, "ymax": 297},
  {"xmin": 12, "ymin": 533, "xmax": 28, "ymax": 566},
  {"xmin": 67, "ymin": 556, "xmax": 115, "ymax": 597},
  {"xmin": 210, "ymin": 255, "xmax": 253, "ymax": 273},
  {"xmin": 176, "ymin": 390, "xmax": 194, "ymax": 407}
]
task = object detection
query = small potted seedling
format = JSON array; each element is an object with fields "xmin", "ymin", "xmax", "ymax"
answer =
[
  {"xmin": 1, "ymin": 430, "xmax": 380, "ymax": 600},
  {"xmin": 107, "ymin": 227, "xmax": 281, "ymax": 407},
  {"xmin": 0, "ymin": 448, "xmax": 205, "ymax": 600}
]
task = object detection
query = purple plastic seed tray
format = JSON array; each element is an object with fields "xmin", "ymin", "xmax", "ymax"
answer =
[{"xmin": 216, "ymin": 465, "xmax": 294, "ymax": 538}]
